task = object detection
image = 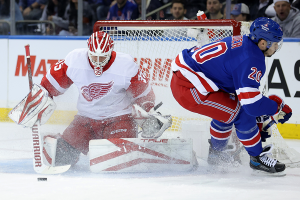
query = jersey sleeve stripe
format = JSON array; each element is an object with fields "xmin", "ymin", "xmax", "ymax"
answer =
[
  {"xmin": 239, "ymin": 94, "xmax": 262, "ymax": 105},
  {"xmin": 172, "ymin": 54, "xmax": 219, "ymax": 96},
  {"xmin": 134, "ymin": 88, "xmax": 155, "ymax": 112},
  {"xmin": 40, "ymin": 76, "xmax": 62, "ymax": 97},
  {"xmin": 127, "ymin": 69, "xmax": 150, "ymax": 98},
  {"xmin": 236, "ymin": 87, "xmax": 260, "ymax": 94},
  {"xmin": 179, "ymin": 53, "xmax": 219, "ymax": 92},
  {"xmin": 49, "ymin": 62, "xmax": 73, "ymax": 89},
  {"xmin": 236, "ymin": 87, "xmax": 262, "ymax": 105},
  {"xmin": 46, "ymin": 73, "xmax": 68, "ymax": 94},
  {"xmin": 238, "ymin": 91, "xmax": 261, "ymax": 100},
  {"xmin": 134, "ymin": 84, "xmax": 152, "ymax": 100}
]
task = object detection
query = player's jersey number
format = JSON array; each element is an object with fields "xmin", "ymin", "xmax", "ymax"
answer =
[
  {"xmin": 193, "ymin": 42, "xmax": 228, "ymax": 64},
  {"xmin": 54, "ymin": 60, "xmax": 64, "ymax": 71}
]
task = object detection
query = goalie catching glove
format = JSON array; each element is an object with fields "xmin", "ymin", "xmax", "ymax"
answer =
[
  {"xmin": 9, "ymin": 84, "xmax": 56, "ymax": 128},
  {"xmin": 132, "ymin": 102, "xmax": 172, "ymax": 138}
]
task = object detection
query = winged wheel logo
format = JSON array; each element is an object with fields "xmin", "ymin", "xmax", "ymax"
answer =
[{"xmin": 81, "ymin": 81, "xmax": 114, "ymax": 101}]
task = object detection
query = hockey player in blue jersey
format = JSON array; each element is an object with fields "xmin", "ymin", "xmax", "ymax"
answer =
[{"xmin": 170, "ymin": 17, "xmax": 292, "ymax": 176}]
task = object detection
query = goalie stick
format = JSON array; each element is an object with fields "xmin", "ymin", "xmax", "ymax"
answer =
[{"xmin": 24, "ymin": 45, "xmax": 70, "ymax": 174}]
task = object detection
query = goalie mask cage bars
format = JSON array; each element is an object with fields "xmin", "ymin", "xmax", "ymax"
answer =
[{"xmin": 93, "ymin": 20, "xmax": 300, "ymax": 167}]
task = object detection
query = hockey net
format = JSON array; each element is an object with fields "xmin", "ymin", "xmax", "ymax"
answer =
[{"xmin": 93, "ymin": 20, "xmax": 300, "ymax": 167}]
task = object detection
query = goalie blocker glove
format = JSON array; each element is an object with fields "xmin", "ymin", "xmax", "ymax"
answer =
[
  {"xmin": 132, "ymin": 103, "xmax": 172, "ymax": 138},
  {"xmin": 9, "ymin": 84, "xmax": 56, "ymax": 128}
]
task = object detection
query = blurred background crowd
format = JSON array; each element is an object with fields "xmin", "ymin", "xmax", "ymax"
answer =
[{"xmin": 0, "ymin": 0, "xmax": 299, "ymax": 37}]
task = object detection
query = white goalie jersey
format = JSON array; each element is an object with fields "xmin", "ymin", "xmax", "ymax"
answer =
[{"xmin": 40, "ymin": 48, "xmax": 155, "ymax": 120}]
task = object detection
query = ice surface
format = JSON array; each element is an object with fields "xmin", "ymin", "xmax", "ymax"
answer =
[{"xmin": 1, "ymin": 122, "xmax": 300, "ymax": 200}]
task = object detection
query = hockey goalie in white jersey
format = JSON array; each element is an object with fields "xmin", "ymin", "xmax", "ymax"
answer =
[{"xmin": 9, "ymin": 31, "xmax": 172, "ymax": 170}]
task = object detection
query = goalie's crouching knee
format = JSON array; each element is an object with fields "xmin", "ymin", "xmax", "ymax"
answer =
[{"xmin": 43, "ymin": 135, "xmax": 81, "ymax": 167}]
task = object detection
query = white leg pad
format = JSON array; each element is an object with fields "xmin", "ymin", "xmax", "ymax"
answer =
[
  {"xmin": 42, "ymin": 136, "xmax": 58, "ymax": 167},
  {"xmin": 89, "ymin": 138, "xmax": 198, "ymax": 173},
  {"xmin": 32, "ymin": 125, "xmax": 71, "ymax": 174}
]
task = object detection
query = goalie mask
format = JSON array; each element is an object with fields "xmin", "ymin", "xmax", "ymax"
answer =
[{"xmin": 87, "ymin": 31, "xmax": 114, "ymax": 76}]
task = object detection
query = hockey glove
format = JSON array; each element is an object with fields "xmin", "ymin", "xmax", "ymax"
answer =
[
  {"xmin": 269, "ymin": 94, "xmax": 292, "ymax": 124},
  {"xmin": 256, "ymin": 116, "xmax": 272, "ymax": 142},
  {"xmin": 132, "ymin": 102, "xmax": 172, "ymax": 138},
  {"xmin": 8, "ymin": 84, "xmax": 56, "ymax": 128}
]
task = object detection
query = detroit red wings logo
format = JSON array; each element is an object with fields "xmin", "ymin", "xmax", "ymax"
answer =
[{"xmin": 81, "ymin": 81, "xmax": 114, "ymax": 101}]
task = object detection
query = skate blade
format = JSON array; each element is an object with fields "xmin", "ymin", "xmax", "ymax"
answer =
[{"xmin": 251, "ymin": 170, "xmax": 286, "ymax": 177}]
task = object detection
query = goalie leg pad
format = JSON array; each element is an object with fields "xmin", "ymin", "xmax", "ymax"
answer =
[
  {"xmin": 89, "ymin": 138, "xmax": 198, "ymax": 173},
  {"xmin": 43, "ymin": 136, "xmax": 58, "ymax": 166},
  {"xmin": 43, "ymin": 136, "xmax": 81, "ymax": 167}
]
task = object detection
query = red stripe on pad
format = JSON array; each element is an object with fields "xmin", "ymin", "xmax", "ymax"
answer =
[
  {"xmin": 90, "ymin": 139, "xmax": 190, "ymax": 169},
  {"xmin": 43, "ymin": 147, "xmax": 52, "ymax": 165}
]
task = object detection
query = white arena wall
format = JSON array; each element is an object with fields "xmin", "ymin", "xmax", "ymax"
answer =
[{"xmin": 0, "ymin": 36, "xmax": 299, "ymax": 139}]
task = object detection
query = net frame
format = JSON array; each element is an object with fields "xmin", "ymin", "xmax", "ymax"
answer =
[
  {"xmin": 93, "ymin": 20, "xmax": 300, "ymax": 167},
  {"xmin": 94, "ymin": 20, "xmax": 243, "ymax": 36}
]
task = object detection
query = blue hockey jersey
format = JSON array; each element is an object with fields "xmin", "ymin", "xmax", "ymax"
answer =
[
  {"xmin": 106, "ymin": 0, "xmax": 137, "ymax": 20},
  {"xmin": 172, "ymin": 35, "xmax": 278, "ymax": 117}
]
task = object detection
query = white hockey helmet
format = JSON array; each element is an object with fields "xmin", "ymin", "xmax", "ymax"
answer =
[{"xmin": 87, "ymin": 31, "xmax": 114, "ymax": 76}]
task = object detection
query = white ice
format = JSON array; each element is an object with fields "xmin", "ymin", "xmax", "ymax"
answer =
[{"xmin": 1, "ymin": 122, "xmax": 300, "ymax": 200}]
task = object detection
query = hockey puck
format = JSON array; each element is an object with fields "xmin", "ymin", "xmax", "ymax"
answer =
[{"xmin": 37, "ymin": 178, "xmax": 47, "ymax": 181}]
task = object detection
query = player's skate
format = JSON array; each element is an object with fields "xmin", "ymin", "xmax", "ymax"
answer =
[
  {"xmin": 250, "ymin": 144, "xmax": 286, "ymax": 176},
  {"xmin": 207, "ymin": 139, "xmax": 241, "ymax": 166}
]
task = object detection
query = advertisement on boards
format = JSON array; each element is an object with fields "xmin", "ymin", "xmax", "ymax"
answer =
[
  {"xmin": 2, "ymin": 37, "xmax": 300, "ymax": 129},
  {"xmin": 266, "ymin": 42, "xmax": 300, "ymax": 124}
]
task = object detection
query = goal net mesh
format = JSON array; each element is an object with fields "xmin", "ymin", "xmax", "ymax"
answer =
[{"xmin": 94, "ymin": 20, "xmax": 300, "ymax": 167}]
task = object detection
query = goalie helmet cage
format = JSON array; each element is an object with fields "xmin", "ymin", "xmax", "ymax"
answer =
[{"xmin": 93, "ymin": 20, "xmax": 300, "ymax": 167}]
